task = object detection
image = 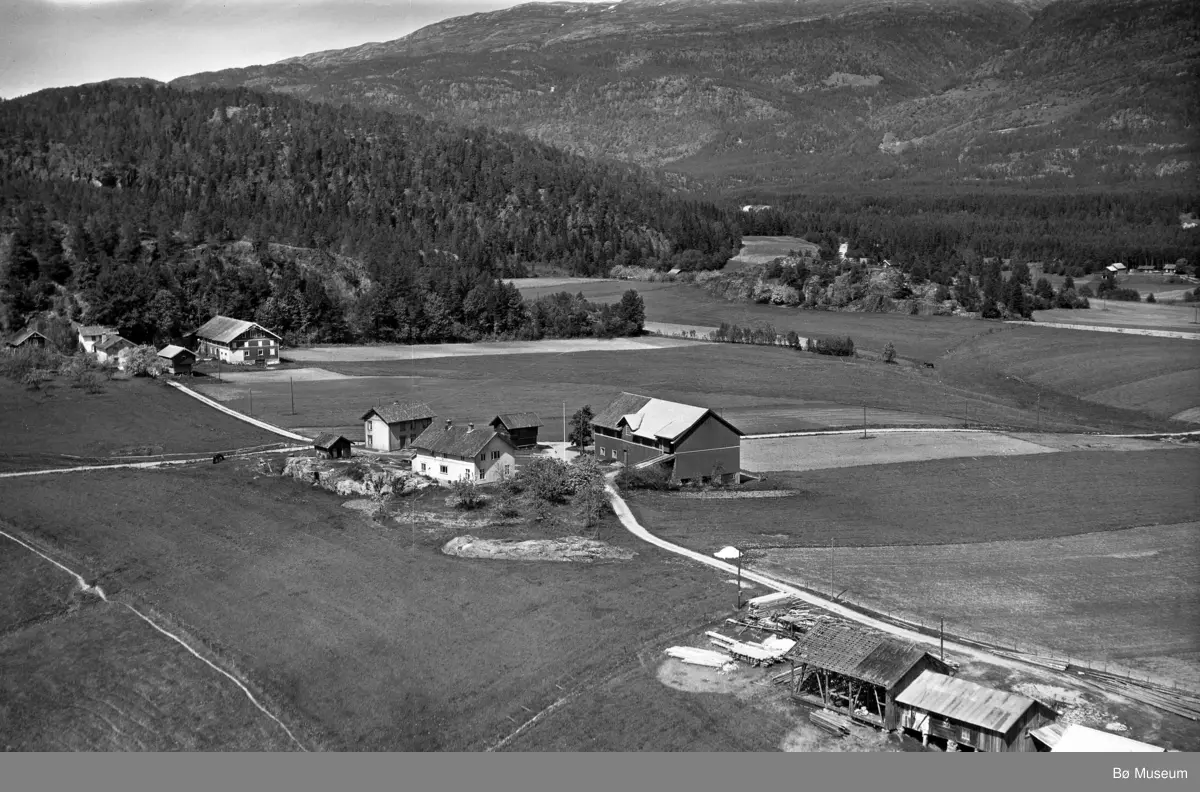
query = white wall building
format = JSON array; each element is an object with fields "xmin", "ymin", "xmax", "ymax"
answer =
[{"xmin": 410, "ymin": 420, "xmax": 517, "ymax": 484}]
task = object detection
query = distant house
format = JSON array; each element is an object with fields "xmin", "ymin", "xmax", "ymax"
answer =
[
  {"xmin": 410, "ymin": 420, "xmax": 516, "ymax": 484},
  {"xmin": 193, "ymin": 316, "xmax": 281, "ymax": 365},
  {"xmin": 1106, "ymin": 262, "xmax": 1128, "ymax": 274},
  {"xmin": 895, "ymin": 670, "xmax": 1057, "ymax": 752},
  {"xmin": 490, "ymin": 413, "xmax": 543, "ymax": 449},
  {"xmin": 7, "ymin": 329, "xmax": 48, "ymax": 349},
  {"xmin": 1163, "ymin": 263, "xmax": 1177, "ymax": 274},
  {"xmin": 156, "ymin": 345, "xmax": 197, "ymax": 376},
  {"xmin": 76, "ymin": 324, "xmax": 116, "ymax": 354},
  {"xmin": 591, "ymin": 392, "xmax": 743, "ymax": 483},
  {"xmin": 94, "ymin": 335, "xmax": 135, "ymax": 366},
  {"xmin": 1030, "ymin": 722, "xmax": 1164, "ymax": 753},
  {"xmin": 361, "ymin": 402, "xmax": 436, "ymax": 452},
  {"xmin": 313, "ymin": 433, "xmax": 353, "ymax": 460}
]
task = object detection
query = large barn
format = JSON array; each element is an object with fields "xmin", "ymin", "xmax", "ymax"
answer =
[
  {"xmin": 193, "ymin": 316, "xmax": 282, "ymax": 366},
  {"xmin": 895, "ymin": 670, "xmax": 1058, "ymax": 752},
  {"xmin": 591, "ymin": 392, "xmax": 743, "ymax": 483},
  {"xmin": 410, "ymin": 420, "xmax": 516, "ymax": 484},
  {"xmin": 361, "ymin": 402, "xmax": 436, "ymax": 452},
  {"xmin": 783, "ymin": 621, "xmax": 951, "ymax": 731}
]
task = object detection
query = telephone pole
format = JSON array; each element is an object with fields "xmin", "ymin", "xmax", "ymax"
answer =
[
  {"xmin": 562, "ymin": 401, "xmax": 567, "ymax": 449},
  {"xmin": 248, "ymin": 388, "xmax": 253, "ymax": 418},
  {"xmin": 290, "ymin": 377, "xmax": 295, "ymax": 415}
]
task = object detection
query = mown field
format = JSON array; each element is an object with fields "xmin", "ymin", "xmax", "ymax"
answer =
[
  {"xmin": 756, "ymin": 523, "xmax": 1200, "ymax": 700},
  {"xmin": 0, "ymin": 463, "xmax": 801, "ymax": 751},
  {"xmin": 625, "ymin": 448, "xmax": 1200, "ymax": 552},
  {"xmin": 194, "ymin": 342, "xmax": 1175, "ymax": 442},
  {"xmin": 741, "ymin": 430, "xmax": 1056, "ymax": 472},
  {"xmin": 0, "ymin": 377, "xmax": 287, "ymax": 471},
  {"xmin": 1032, "ymin": 300, "xmax": 1199, "ymax": 333}
]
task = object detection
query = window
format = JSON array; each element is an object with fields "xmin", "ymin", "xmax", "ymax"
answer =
[
  {"xmin": 479, "ymin": 453, "xmax": 485, "ymax": 461},
  {"xmin": 491, "ymin": 450, "xmax": 500, "ymax": 460},
  {"xmin": 439, "ymin": 465, "xmax": 448, "ymax": 474},
  {"xmin": 366, "ymin": 432, "xmax": 373, "ymax": 446},
  {"xmin": 420, "ymin": 463, "xmax": 426, "ymax": 472}
]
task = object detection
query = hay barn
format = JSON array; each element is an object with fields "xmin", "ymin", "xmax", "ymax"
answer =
[
  {"xmin": 783, "ymin": 622, "xmax": 951, "ymax": 730},
  {"xmin": 489, "ymin": 413, "xmax": 543, "ymax": 449}
]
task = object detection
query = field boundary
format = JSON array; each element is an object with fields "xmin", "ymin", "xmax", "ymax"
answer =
[
  {"xmin": 1005, "ymin": 320, "xmax": 1200, "ymax": 341},
  {"xmin": 166, "ymin": 381, "xmax": 312, "ymax": 442}
]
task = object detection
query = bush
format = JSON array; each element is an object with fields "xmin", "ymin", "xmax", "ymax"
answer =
[
  {"xmin": 882, "ymin": 342, "xmax": 897, "ymax": 363},
  {"xmin": 494, "ymin": 494, "xmax": 521, "ymax": 518},
  {"xmin": 123, "ymin": 345, "xmax": 166, "ymax": 377},
  {"xmin": 518, "ymin": 456, "xmax": 574, "ymax": 503},
  {"xmin": 0, "ymin": 346, "xmax": 63, "ymax": 383},
  {"xmin": 1146, "ymin": 292, "xmax": 1157, "ymax": 304},
  {"xmin": 614, "ymin": 465, "xmax": 678, "ymax": 491},
  {"xmin": 805, "ymin": 336, "xmax": 856, "ymax": 357},
  {"xmin": 451, "ymin": 477, "xmax": 486, "ymax": 510},
  {"xmin": 344, "ymin": 460, "xmax": 370, "ymax": 482}
]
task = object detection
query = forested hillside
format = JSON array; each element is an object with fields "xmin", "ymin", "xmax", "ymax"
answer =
[{"xmin": 0, "ymin": 84, "xmax": 739, "ymax": 343}]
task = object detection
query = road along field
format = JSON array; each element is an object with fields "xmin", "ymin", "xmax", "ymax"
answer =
[
  {"xmin": 754, "ymin": 522, "xmax": 1200, "ymax": 694},
  {"xmin": 625, "ymin": 448, "xmax": 1200, "ymax": 551},
  {"xmin": 191, "ymin": 342, "xmax": 1174, "ymax": 442},
  {"xmin": 0, "ymin": 377, "xmax": 288, "ymax": 472},
  {"xmin": 741, "ymin": 430, "xmax": 1056, "ymax": 472},
  {"xmin": 0, "ymin": 462, "xmax": 811, "ymax": 751}
]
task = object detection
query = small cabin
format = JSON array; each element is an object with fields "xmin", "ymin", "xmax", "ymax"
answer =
[
  {"xmin": 156, "ymin": 345, "xmax": 197, "ymax": 376},
  {"xmin": 490, "ymin": 413, "xmax": 543, "ymax": 449},
  {"xmin": 313, "ymin": 433, "xmax": 353, "ymax": 460},
  {"xmin": 7, "ymin": 329, "xmax": 48, "ymax": 349}
]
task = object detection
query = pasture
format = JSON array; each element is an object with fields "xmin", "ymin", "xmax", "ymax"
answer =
[
  {"xmin": 1032, "ymin": 300, "xmax": 1199, "ymax": 334},
  {"xmin": 755, "ymin": 522, "xmax": 1200, "ymax": 697},
  {"xmin": 624, "ymin": 448, "xmax": 1200, "ymax": 551},
  {"xmin": 741, "ymin": 430, "xmax": 1056, "ymax": 472},
  {"xmin": 285, "ymin": 336, "xmax": 699, "ymax": 363},
  {"xmin": 0, "ymin": 464, "xmax": 799, "ymax": 751},
  {"xmin": 0, "ymin": 377, "xmax": 288, "ymax": 471},
  {"xmin": 191, "ymin": 342, "xmax": 1172, "ymax": 441},
  {"xmin": 725, "ymin": 236, "xmax": 817, "ymax": 270}
]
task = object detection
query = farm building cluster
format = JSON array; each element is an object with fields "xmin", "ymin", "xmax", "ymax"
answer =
[{"xmin": 673, "ymin": 594, "xmax": 1170, "ymax": 753}]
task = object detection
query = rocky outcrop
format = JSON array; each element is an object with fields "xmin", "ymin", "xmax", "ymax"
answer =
[
  {"xmin": 441, "ymin": 535, "xmax": 636, "ymax": 563},
  {"xmin": 281, "ymin": 456, "xmax": 433, "ymax": 497}
]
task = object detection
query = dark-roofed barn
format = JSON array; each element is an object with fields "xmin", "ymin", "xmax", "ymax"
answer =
[
  {"xmin": 313, "ymin": 433, "xmax": 353, "ymax": 459},
  {"xmin": 895, "ymin": 670, "xmax": 1057, "ymax": 752},
  {"xmin": 361, "ymin": 402, "xmax": 436, "ymax": 452},
  {"xmin": 490, "ymin": 412, "xmax": 543, "ymax": 449},
  {"xmin": 410, "ymin": 420, "xmax": 515, "ymax": 483},
  {"xmin": 7, "ymin": 329, "xmax": 48, "ymax": 349},
  {"xmin": 783, "ymin": 621, "xmax": 951, "ymax": 731},
  {"xmin": 592, "ymin": 392, "xmax": 743, "ymax": 483}
]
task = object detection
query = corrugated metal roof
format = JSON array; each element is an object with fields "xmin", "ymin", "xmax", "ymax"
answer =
[
  {"xmin": 410, "ymin": 424, "xmax": 512, "ymax": 459},
  {"xmin": 193, "ymin": 315, "xmax": 281, "ymax": 344},
  {"xmin": 783, "ymin": 621, "xmax": 939, "ymax": 689},
  {"xmin": 895, "ymin": 670, "xmax": 1039, "ymax": 734},
  {"xmin": 491, "ymin": 412, "xmax": 543, "ymax": 430},
  {"xmin": 361, "ymin": 402, "xmax": 436, "ymax": 424},
  {"xmin": 313, "ymin": 433, "xmax": 352, "ymax": 449},
  {"xmin": 1051, "ymin": 724, "xmax": 1163, "ymax": 753},
  {"xmin": 157, "ymin": 344, "xmax": 194, "ymax": 360}
]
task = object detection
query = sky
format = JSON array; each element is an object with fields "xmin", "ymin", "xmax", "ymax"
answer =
[{"xmin": 0, "ymin": 0, "xmax": 602, "ymax": 99}]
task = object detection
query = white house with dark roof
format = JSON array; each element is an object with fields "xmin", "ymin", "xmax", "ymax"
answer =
[
  {"xmin": 94, "ymin": 334, "xmax": 135, "ymax": 367},
  {"xmin": 410, "ymin": 419, "xmax": 516, "ymax": 484},
  {"xmin": 361, "ymin": 401, "xmax": 437, "ymax": 452},
  {"xmin": 193, "ymin": 315, "xmax": 281, "ymax": 365},
  {"xmin": 75, "ymin": 324, "xmax": 116, "ymax": 354}
]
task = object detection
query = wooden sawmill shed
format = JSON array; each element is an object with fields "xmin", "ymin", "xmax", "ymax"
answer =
[{"xmin": 783, "ymin": 621, "xmax": 951, "ymax": 731}]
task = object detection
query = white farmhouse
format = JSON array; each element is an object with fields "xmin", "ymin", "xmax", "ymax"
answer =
[{"xmin": 410, "ymin": 420, "xmax": 517, "ymax": 484}]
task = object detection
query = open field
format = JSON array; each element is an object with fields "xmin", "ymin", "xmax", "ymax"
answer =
[
  {"xmin": 1032, "ymin": 301, "xmax": 1199, "ymax": 334},
  {"xmin": 625, "ymin": 448, "xmax": 1200, "ymax": 551},
  {"xmin": 285, "ymin": 336, "xmax": 700, "ymax": 363},
  {"xmin": 725, "ymin": 236, "xmax": 816, "ymax": 271},
  {"xmin": 191, "ymin": 343, "xmax": 1175, "ymax": 441},
  {"xmin": 755, "ymin": 522, "xmax": 1200, "ymax": 694},
  {"xmin": 0, "ymin": 377, "xmax": 288, "ymax": 471},
  {"xmin": 0, "ymin": 464, "xmax": 807, "ymax": 751},
  {"xmin": 741, "ymin": 430, "xmax": 1056, "ymax": 472}
]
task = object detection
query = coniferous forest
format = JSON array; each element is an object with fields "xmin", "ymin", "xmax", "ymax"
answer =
[{"xmin": 0, "ymin": 84, "xmax": 740, "ymax": 344}]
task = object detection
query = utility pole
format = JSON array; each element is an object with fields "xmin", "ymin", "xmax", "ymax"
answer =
[
  {"xmin": 830, "ymin": 538, "xmax": 835, "ymax": 599},
  {"xmin": 248, "ymin": 388, "xmax": 253, "ymax": 418},
  {"xmin": 216, "ymin": 357, "xmax": 221, "ymax": 383},
  {"xmin": 290, "ymin": 377, "xmax": 295, "ymax": 415},
  {"xmin": 862, "ymin": 403, "xmax": 867, "ymax": 439},
  {"xmin": 940, "ymin": 617, "xmax": 945, "ymax": 661},
  {"xmin": 562, "ymin": 401, "xmax": 567, "ymax": 449},
  {"xmin": 1036, "ymin": 391, "xmax": 1041, "ymax": 433}
]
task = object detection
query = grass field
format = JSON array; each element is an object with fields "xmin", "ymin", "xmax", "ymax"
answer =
[
  {"xmin": 0, "ymin": 377, "xmax": 287, "ymax": 471},
  {"xmin": 192, "ymin": 342, "xmax": 1177, "ymax": 443},
  {"xmin": 625, "ymin": 448, "xmax": 1200, "ymax": 551},
  {"xmin": 1032, "ymin": 300, "xmax": 1200, "ymax": 334},
  {"xmin": 755, "ymin": 522, "xmax": 1200, "ymax": 698},
  {"xmin": 725, "ymin": 236, "xmax": 816, "ymax": 271},
  {"xmin": 0, "ymin": 463, "xmax": 805, "ymax": 751},
  {"xmin": 741, "ymin": 431, "xmax": 1056, "ymax": 472},
  {"xmin": 285, "ymin": 336, "xmax": 700, "ymax": 363}
]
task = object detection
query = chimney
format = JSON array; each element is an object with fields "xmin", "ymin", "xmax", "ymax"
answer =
[{"xmin": 467, "ymin": 422, "xmax": 474, "ymax": 432}]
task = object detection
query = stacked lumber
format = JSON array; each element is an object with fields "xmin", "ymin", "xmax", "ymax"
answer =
[
  {"xmin": 706, "ymin": 631, "xmax": 796, "ymax": 666},
  {"xmin": 810, "ymin": 709, "xmax": 851, "ymax": 736},
  {"xmin": 665, "ymin": 647, "xmax": 734, "ymax": 669},
  {"xmin": 747, "ymin": 592, "xmax": 798, "ymax": 613}
]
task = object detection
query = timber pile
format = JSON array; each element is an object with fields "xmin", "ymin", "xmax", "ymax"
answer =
[
  {"xmin": 706, "ymin": 631, "xmax": 795, "ymax": 666},
  {"xmin": 810, "ymin": 710, "xmax": 852, "ymax": 736},
  {"xmin": 665, "ymin": 647, "xmax": 736, "ymax": 669},
  {"xmin": 728, "ymin": 606, "xmax": 852, "ymax": 636}
]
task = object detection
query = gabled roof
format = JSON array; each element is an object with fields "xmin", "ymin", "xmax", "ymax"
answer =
[
  {"xmin": 593, "ymin": 392, "xmax": 743, "ymax": 442},
  {"xmin": 491, "ymin": 412, "xmax": 543, "ymax": 431},
  {"xmin": 95, "ymin": 335, "xmax": 134, "ymax": 352},
  {"xmin": 8, "ymin": 328, "xmax": 47, "ymax": 346},
  {"xmin": 76, "ymin": 324, "xmax": 115, "ymax": 337},
  {"xmin": 895, "ymin": 670, "xmax": 1044, "ymax": 734},
  {"xmin": 783, "ymin": 621, "xmax": 943, "ymax": 689},
  {"xmin": 193, "ymin": 315, "xmax": 281, "ymax": 344},
  {"xmin": 410, "ymin": 424, "xmax": 512, "ymax": 460},
  {"xmin": 1045, "ymin": 723, "xmax": 1163, "ymax": 753},
  {"xmin": 157, "ymin": 344, "xmax": 195, "ymax": 360},
  {"xmin": 361, "ymin": 401, "xmax": 436, "ymax": 424},
  {"xmin": 313, "ymin": 433, "xmax": 353, "ymax": 450}
]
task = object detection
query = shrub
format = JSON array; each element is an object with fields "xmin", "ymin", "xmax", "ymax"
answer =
[
  {"xmin": 451, "ymin": 477, "xmax": 486, "ymax": 510},
  {"xmin": 882, "ymin": 342, "xmax": 897, "ymax": 363},
  {"xmin": 123, "ymin": 345, "xmax": 165, "ymax": 377},
  {"xmin": 1146, "ymin": 292, "xmax": 1157, "ymax": 304},
  {"xmin": 615, "ymin": 465, "xmax": 678, "ymax": 491},
  {"xmin": 518, "ymin": 456, "xmax": 574, "ymax": 503},
  {"xmin": 805, "ymin": 336, "xmax": 856, "ymax": 357},
  {"xmin": 344, "ymin": 460, "xmax": 370, "ymax": 482},
  {"xmin": 0, "ymin": 346, "xmax": 62, "ymax": 383},
  {"xmin": 495, "ymin": 494, "xmax": 521, "ymax": 519}
]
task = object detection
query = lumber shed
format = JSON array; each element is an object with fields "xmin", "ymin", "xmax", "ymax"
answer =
[
  {"xmin": 782, "ymin": 621, "xmax": 951, "ymax": 731},
  {"xmin": 895, "ymin": 670, "xmax": 1057, "ymax": 752}
]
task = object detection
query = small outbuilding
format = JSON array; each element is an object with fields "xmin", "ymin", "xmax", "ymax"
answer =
[
  {"xmin": 313, "ymin": 433, "xmax": 353, "ymax": 459},
  {"xmin": 783, "ymin": 621, "xmax": 951, "ymax": 731},
  {"xmin": 361, "ymin": 402, "xmax": 437, "ymax": 452},
  {"xmin": 490, "ymin": 412, "xmax": 543, "ymax": 449},
  {"xmin": 156, "ymin": 345, "xmax": 197, "ymax": 375},
  {"xmin": 895, "ymin": 669, "xmax": 1057, "ymax": 752},
  {"xmin": 1030, "ymin": 722, "xmax": 1165, "ymax": 753},
  {"xmin": 7, "ymin": 328, "xmax": 48, "ymax": 349}
]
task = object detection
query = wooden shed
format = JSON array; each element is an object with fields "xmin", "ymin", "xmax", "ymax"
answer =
[
  {"xmin": 783, "ymin": 621, "xmax": 951, "ymax": 731},
  {"xmin": 156, "ymin": 344, "xmax": 197, "ymax": 376},
  {"xmin": 7, "ymin": 328, "xmax": 48, "ymax": 349},
  {"xmin": 895, "ymin": 670, "xmax": 1057, "ymax": 752},
  {"xmin": 313, "ymin": 433, "xmax": 353, "ymax": 459},
  {"xmin": 490, "ymin": 412, "xmax": 543, "ymax": 449}
]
